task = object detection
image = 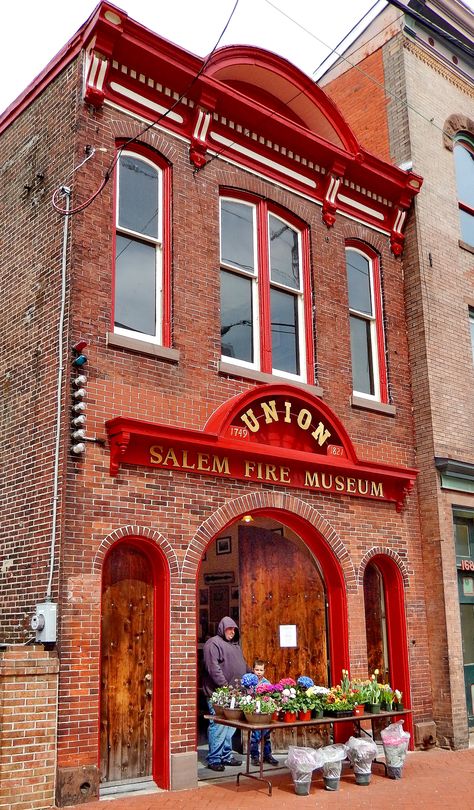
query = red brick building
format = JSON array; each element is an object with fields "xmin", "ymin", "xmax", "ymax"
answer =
[
  {"xmin": 0, "ymin": 2, "xmax": 431, "ymax": 807},
  {"xmin": 321, "ymin": 0, "xmax": 474, "ymax": 752}
]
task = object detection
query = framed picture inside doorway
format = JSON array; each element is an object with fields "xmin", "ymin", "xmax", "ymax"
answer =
[
  {"xmin": 216, "ymin": 536, "xmax": 232, "ymax": 555},
  {"xmin": 209, "ymin": 584, "xmax": 230, "ymax": 622}
]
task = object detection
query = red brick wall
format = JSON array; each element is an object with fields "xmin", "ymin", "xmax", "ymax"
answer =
[
  {"xmin": 323, "ymin": 49, "xmax": 391, "ymax": 162},
  {"xmin": 0, "ymin": 646, "xmax": 59, "ymax": 809}
]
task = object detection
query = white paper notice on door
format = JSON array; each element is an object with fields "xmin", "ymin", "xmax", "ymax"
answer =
[{"xmin": 279, "ymin": 624, "xmax": 297, "ymax": 648}]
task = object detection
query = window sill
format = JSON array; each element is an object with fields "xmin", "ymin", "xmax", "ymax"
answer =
[
  {"xmin": 219, "ymin": 361, "xmax": 324, "ymax": 397},
  {"xmin": 107, "ymin": 332, "xmax": 180, "ymax": 363},
  {"xmin": 351, "ymin": 395, "xmax": 396, "ymax": 416},
  {"xmin": 459, "ymin": 239, "xmax": 474, "ymax": 255}
]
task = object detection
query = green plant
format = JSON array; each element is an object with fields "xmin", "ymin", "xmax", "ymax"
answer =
[
  {"xmin": 305, "ymin": 685, "xmax": 330, "ymax": 711},
  {"xmin": 211, "ymin": 683, "xmax": 243, "ymax": 708},
  {"xmin": 380, "ymin": 684, "xmax": 394, "ymax": 705},
  {"xmin": 240, "ymin": 695, "xmax": 277, "ymax": 714},
  {"xmin": 324, "ymin": 685, "xmax": 354, "ymax": 711},
  {"xmin": 366, "ymin": 671, "xmax": 382, "ymax": 704}
]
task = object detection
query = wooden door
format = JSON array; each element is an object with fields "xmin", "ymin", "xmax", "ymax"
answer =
[
  {"xmin": 239, "ymin": 526, "xmax": 328, "ymax": 749},
  {"xmin": 100, "ymin": 544, "xmax": 154, "ymax": 783}
]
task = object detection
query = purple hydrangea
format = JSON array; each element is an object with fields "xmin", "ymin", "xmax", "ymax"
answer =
[
  {"xmin": 297, "ymin": 676, "xmax": 314, "ymax": 689},
  {"xmin": 241, "ymin": 673, "xmax": 258, "ymax": 690}
]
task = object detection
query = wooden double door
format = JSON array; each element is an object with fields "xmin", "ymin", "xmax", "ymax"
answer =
[
  {"xmin": 100, "ymin": 545, "xmax": 154, "ymax": 784},
  {"xmin": 239, "ymin": 526, "xmax": 329, "ymax": 748}
]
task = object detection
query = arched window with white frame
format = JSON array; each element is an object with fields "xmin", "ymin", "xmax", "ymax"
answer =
[
  {"xmin": 454, "ymin": 136, "xmax": 474, "ymax": 247},
  {"xmin": 219, "ymin": 192, "xmax": 314, "ymax": 383},
  {"xmin": 113, "ymin": 147, "xmax": 171, "ymax": 345},
  {"xmin": 346, "ymin": 241, "xmax": 387, "ymax": 403}
]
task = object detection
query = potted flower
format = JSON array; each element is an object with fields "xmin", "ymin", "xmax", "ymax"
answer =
[
  {"xmin": 380, "ymin": 684, "xmax": 395, "ymax": 711},
  {"xmin": 323, "ymin": 686, "xmax": 354, "ymax": 718},
  {"xmin": 279, "ymin": 684, "xmax": 299, "ymax": 722},
  {"xmin": 218, "ymin": 683, "xmax": 245, "ymax": 720},
  {"xmin": 305, "ymin": 685, "xmax": 329, "ymax": 718},
  {"xmin": 210, "ymin": 686, "xmax": 231, "ymax": 716},
  {"xmin": 365, "ymin": 670, "xmax": 382, "ymax": 713},
  {"xmin": 393, "ymin": 689, "xmax": 404, "ymax": 711},
  {"xmin": 240, "ymin": 694, "xmax": 277, "ymax": 725},
  {"xmin": 351, "ymin": 679, "xmax": 370, "ymax": 716},
  {"xmin": 295, "ymin": 676, "xmax": 315, "ymax": 720}
]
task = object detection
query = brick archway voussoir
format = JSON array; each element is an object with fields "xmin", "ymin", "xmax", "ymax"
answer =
[
  {"xmin": 358, "ymin": 547, "xmax": 411, "ymax": 588},
  {"xmin": 92, "ymin": 525, "xmax": 179, "ymax": 576},
  {"xmin": 182, "ymin": 492, "xmax": 356, "ymax": 589}
]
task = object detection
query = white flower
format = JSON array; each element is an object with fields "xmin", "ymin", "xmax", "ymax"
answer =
[{"xmin": 283, "ymin": 688, "xmax": 290, "ymax": 697}]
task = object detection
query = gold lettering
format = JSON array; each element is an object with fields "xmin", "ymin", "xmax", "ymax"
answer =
[
  {"xmin": 280, "ymin": 466, "xmax": 290, "ymax": 483},
  {"xmin": 256, "ymin": 462, "xmax": 264, "ymax": 480},
  {"xmin": 358, "ymin": 479, "xmax": 369, "ymax": 495},
  {"xmin": 261, "ymin": 400, "xmax": 279, "ymax": 424},
  {"xmin": 311, "ymin": 422, "xmax": 331, "ymax": 446},
  {"xmin": 163, "ymin": 447, "xmax": 180, "ymax": 467},
  {"xmin": 347, "ymin": 477, "xmax": 356, "ymax": 493},
  {"xmin": 321, "ymin": 473, "xmax": 333, "ymax": 490},
  {"xmin": 241, "ymin": 408, "xmax": 259, "ymax": 432},
  {"xmin": 212, "ymin": 456, "xmax": 230, "ymax": 475},
  {"xmin": 150, "ymin": 445, "xmax": 163, "ymax": 465},
  {"xmin": 181, "ymin": 450, "xmax": 195, "ymax": 470},
  {"xmin": 265, "ymin": 464, "xmax": 278, "ymax": 482},
  {"xmin": 197, "ymin": 453, "xmax": 210, "ymax": 471},
  {"xmin": 305, "ymin": 470, "xmax": 320, "ymax": 488},
  {"xmin": 371, "ymin": 481, "xmax": 384, "ymax": 498},
  {"xmin": 284, "ymin": 401, "xmax": 292, "ymax": 423},
  {"xmin": 244, "ymin": 460, "xmax": 255, "ymax": 478},
  {"xmin": 335, "ymin": 475, "xmax": 345, "ymax": 492},
  {"xmin": 297, "ymin": 408, "xmax": 312, "ymax": 430}
]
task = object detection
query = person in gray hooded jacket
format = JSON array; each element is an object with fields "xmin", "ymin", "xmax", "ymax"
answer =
[{"xmin": 203, "ymin": 616, "xmax": 250, "ymax": 770}]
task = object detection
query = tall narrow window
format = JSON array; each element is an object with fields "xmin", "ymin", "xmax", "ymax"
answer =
[
  {"xmin": 220, "ymin": 193, "xmax": 313, "ymax": 383},
  {"xmin": 114, "ymin": 150, "xmax": 169, "ymax": 344},
  {"xmin": 454, "ymin": 138, "xmax": 474, "ymax": 246},
  {"xmin": 469, "ymin": 308, "xmax": 474, "ymax": 365},
  {"xmin": 346, "ymin": 242, "xmax": 387, "ymax": 402}
]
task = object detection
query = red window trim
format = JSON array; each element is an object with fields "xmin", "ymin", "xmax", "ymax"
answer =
[
  {"xmin": 112, "ymin": 142, "xmax": 172, "ymax": 347},
  {"xmin": 346, "ymin": 238, "xmax": 388, "ymax": 404},
  {"xmin": 220, "ymin": 188, "xmax": 315, "ymax": 385}
]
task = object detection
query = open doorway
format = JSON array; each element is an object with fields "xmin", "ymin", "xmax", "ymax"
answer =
[{"xmin": 196, "ymin": 516, "xmax": 329, "ymax": 753}]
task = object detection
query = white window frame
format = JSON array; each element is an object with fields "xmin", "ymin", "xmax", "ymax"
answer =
[
  {"xmin": 220, "ymin": 197, "xmax": 307, "ymax": 383},
  {"xmin": 114, "ymin": 150, "xmax": 163, "ymax": 344},
  {"xmin": 346, "ymin": 246, "xmax": 382, "ymax": 402},
  {"xmin": 268, "ymin": 211, "xmax": 306, "ymax": 382}
]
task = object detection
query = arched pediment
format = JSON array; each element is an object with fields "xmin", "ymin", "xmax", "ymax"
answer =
[{"xmin": 203, "ymin": 45, "xmax": 360, "ymax": 153}]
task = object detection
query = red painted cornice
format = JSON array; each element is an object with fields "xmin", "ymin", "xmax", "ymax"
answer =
[{"xmin": 0, "ymin": 1, "xmax": 423, "ymax": 245}]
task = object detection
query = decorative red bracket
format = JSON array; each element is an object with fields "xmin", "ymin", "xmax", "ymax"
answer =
[
  {"xmin": 190, "ymin": 97, "xmax": 215, "ymax": 168},
  {"xmin": 108, "ymin": 429, "xmax": 131, "ymax": 476},
  {"xmin": 322, "ymin": 160, "xmax": 346, "ymax": 228}
]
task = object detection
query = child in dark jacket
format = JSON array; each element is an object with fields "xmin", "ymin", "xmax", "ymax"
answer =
[{"xmin": 250, "ymin": 659, "xmax": 278, "ymax": 766}]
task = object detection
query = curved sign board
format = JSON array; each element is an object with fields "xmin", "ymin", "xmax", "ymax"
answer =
[{"xmin": 106, "ymin": 384, "xmax": 417, "ymax": 511}]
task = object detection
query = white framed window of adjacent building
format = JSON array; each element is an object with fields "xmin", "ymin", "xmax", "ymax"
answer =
[
  {"xmin": 469, "ymin": 308, "xmax": 474, "ymax": 365},
  {"xmin": 219, "ymin": 191, "xmax": 314, "ymax": 384},
  {"xmin": 454, "ymin": 136, "xmax": 474, "ymax": 247},
  {"xmin": 346, "ymin": 241, "xmax": 388, "ymax": 403},
  {"xmin": 113, "ymin": 146, "xmax": 171, "ymax": 345}
]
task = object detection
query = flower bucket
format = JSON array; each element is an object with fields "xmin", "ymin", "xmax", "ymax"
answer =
[
  {"xmin": 381, "ymin": 701, "xmax": 393, "ymax": 712},
  {"xmin": 284, "ymin": 711, "xmax": 297, "ymax": 723},
  {"xmin": 323, "ymin": 776, "xmax": 340, "ymax": 791},
  {"xmin": 272, "ymin": 712, "xmax": 279, "ymax": 722},
  {"xmin": 355, "ymin": 772, "xmax": 371, "ymax": 786},
  {"xmin": 312, "ymin": 708, "xmax": 323, "ymax": 719},
  {"xmin": 223, "ymin": 707, "xmax": 244, "ymax": 721},
  {"xmin": 214, "ymin": 705, "xmax": 225, "ymax": 717},
  {"xmin": 366, "ymin": 703, "xmax": 381, "ymax": 714},
  {"xmin": 393, "ymin": 702, "xmax": 404, "ymax": 712},
  {"xmin": 294, "ymin": 781, "xmax": 311, "ymax": 795},
  {"xmin": 298, "ymin": 710, "xmax": 312, "ymax": 722},
  {"xmin": 244, "ymin": 711, "xmax": 271, "ymax": 726},
  {"xmin": 353, "ymin": 704, "xmax": 365, "ymax": 716}
]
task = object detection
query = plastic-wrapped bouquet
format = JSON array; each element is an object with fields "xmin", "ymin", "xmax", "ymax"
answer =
[
  {"xmin": 321, "ymin": 744, "xmax": 347, "ymax": 790},
  {"xmin": 285, "ymin": 746, "xmax": 325, "ymax": 795},
  {"xmin": 381, "ymin": 721, "xmax": 410, "ymax": 778},
  {"xmin": 346, "ymin": 736, "xmax": 378, "ymax": 785}
]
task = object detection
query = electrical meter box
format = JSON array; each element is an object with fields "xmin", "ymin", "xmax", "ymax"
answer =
[{"xmin": 31, "ymin": 602, "xmax": 57, "ymax": 643}]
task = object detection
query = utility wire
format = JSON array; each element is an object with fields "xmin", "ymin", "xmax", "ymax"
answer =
[
  {"xmin": 52, "ymin": 0, "xmax": 240, "ymax": 216},
  {"xmin": 314, "ymin": 0, "xmax": 385, "ymax": 76}
]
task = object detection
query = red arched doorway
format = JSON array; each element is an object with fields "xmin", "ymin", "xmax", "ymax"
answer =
[
  {"xmin": 363, "ymin": 554, "xmax": 412, "ymax": 744},
  {"xmin": 197, "ymin": 507, "xmax": 349, "ymax": 687},
  {"xmin": 100, "ymin": 538, "xmax": 170, "ymax": 789}
]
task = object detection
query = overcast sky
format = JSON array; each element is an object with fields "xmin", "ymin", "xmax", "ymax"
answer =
[{"xmin": 0, "ymin": 0, "xmax": 393, "ymax": 114}]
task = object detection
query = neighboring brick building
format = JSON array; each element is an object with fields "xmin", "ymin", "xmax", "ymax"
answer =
[
  {"xmin": 0, "ymin": 2, "xmax": 432, "ymax": 807},
  {"xmin": 322, "ymin": 0, "xmax": 474, "ymax": 749}
]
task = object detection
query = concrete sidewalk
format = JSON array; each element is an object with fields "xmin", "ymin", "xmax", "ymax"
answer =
[{"xmin": 65, "ymin": 747, "xmax": 474, "ymax": 809}]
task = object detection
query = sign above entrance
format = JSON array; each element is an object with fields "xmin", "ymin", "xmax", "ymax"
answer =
[{"xmin": 105, "ymin": 384, "xmax": 417, "ymax": 511}]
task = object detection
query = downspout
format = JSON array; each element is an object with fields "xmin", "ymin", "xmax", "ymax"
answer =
[{"xmin": 46, "ymin": 185, "xmax": 70, "ymax": 602}]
